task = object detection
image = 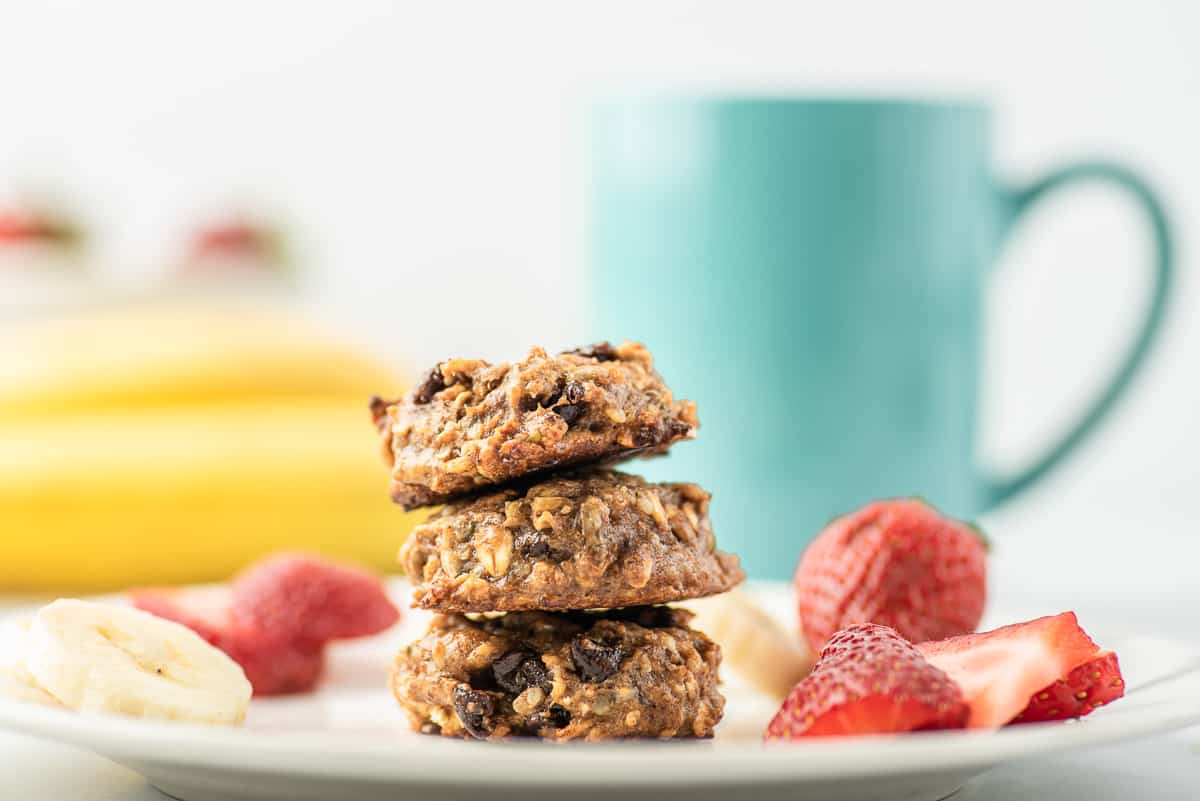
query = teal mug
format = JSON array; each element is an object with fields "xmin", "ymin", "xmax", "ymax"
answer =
[{"xmin": 588, "ymin": 97, "xmax": 1172, "ymax": 579}]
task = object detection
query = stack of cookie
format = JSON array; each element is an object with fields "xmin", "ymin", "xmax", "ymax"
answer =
[{"xmin": 371, "ymin": 342, "xmax": 744, "ymax": 740}]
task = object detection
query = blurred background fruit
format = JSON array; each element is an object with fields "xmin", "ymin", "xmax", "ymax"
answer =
[
  {"xmin": 0, "ymin": 304, "xmax": 396, "ymax": 418},
  {"xmin": 0, "ymin": 300, "xmax": 416, "ymax": 591},
  {"xmin": 0, "ymin": 200, "xmax": 93, "ymax": 316}
]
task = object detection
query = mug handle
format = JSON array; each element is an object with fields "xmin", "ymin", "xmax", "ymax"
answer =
[{"xmin": 982, "ymin": 161, "xmax": 1174, "ymax": 509}]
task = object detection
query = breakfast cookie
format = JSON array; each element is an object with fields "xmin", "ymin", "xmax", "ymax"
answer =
[
  {"xmin": 399, "ymin": 469, "xmax": 744, "ymax": 612},
  {"xmin": 390, "ymin": 607, "xmax": 724, "ymax": 740},
  {"xmin": 371, "ymin": 342, "xmax": 698, "ymax": 509}
]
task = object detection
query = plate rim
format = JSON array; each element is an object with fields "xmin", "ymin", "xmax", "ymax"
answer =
[
  {"xmin": 0, "ymin": 690, "xmax": 1197, "ymax": 786},
  {"xmin": 3, "ymin": 586, "xmax": 1199, "ymax": 787}
]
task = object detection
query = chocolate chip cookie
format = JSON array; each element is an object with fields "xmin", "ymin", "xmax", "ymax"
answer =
[
  {"xmin": 399, "ymin": 469, "xmax": 744, "ymax": 612},
  {"xmin": 371, "ymin": 342, "xmax": 698, "ymax": 509},
  {"xmin": 390, "ymin": 607, "xmax": 724, "ymax": 740}
]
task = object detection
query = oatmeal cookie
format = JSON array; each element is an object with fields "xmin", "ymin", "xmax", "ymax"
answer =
[
  {"xmin": 390, "ymin": 607, "xmax": 724, "ymax": 740},
  {"xmin": 372, "ymin": 342, "xmax": 698, "ymax": 509},
  {"xmin": 399, "ymin": 470, "xmax": 744, "ymax": 612}
]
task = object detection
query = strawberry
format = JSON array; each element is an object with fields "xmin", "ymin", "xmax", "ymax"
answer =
[
  {"xmin": 131, "ymin": 553, "xmax": 399, "ymax": 696},
  {"xmin": 186, "ymin": 219, "xmax": 285, "ymax": 271},
  {"xmin": 130, "ymin": 586, "xmax": 323, "ymax": 695},
  {"xmin": 230, "ymin": 553, "xmax": 399, "ymax": 644},
  {"xmin": 794, "ymin": 498, "xmax": 986, "ymax": 651},
  {"xmin": 918, "ymin": 611, "xmax": 1123, "ymax": 728},
  {"xmin": 192, "ymin": 221, "xmax": 263, "ymax": 257},
  {"xmin": 1011, "ymin": 651, "xmax": 1125, "ymax": 724},
  {"xmin": 765, "ymin": 623, "xmax": 968, "ymax": 739},
  {"xmin": 223, "ymin": 636, "xmax": 326, "ymax": 697},
  {"xmin": 128, "ymin": 586, "xmax": 231, "ymax": 647},
  {"xmin": 0, "ymin": 210, "xmax": 78, "ymax": 245}
]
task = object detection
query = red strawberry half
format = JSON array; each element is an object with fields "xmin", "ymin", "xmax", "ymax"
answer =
[
  {"xmin": 230, "ymin": 553, "xmax": 399, "ymax": 644},
  {"xmin": 919, "ymin": 612, "xmax": 1124, "ymax": 728},
  {"xmin": 131, "ymin": 553, "xmax": 399, "ymax": 696},
  {"xmin": 128, "ymin": 586, "xmax": 230, "ymax": 647},
  {"xmin": 765, "ymin": 623, "xmax": 968, "ymax": 739},
  {"xmin": 794, "ymin": 498, "xmax": 987, "ymax": 652},
  {"xmin": 131, "ymin": 585, "xmax": 325, "ymax": 696},
  {"xmin": 223, "ymin": 635, "xmax": 326, "ymax": 697}
]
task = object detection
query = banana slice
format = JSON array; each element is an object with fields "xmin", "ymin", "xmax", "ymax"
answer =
[
  {"xmin": 25, "ymin": 600, "xmax": 251, "ymax": 724},
  {"xmin": 687, "ymin": 590, "xmax": 816, "ymax": 699},
  {"xmin": 0, "ymin": 618, "xmax": 60, "ymax": 706}
]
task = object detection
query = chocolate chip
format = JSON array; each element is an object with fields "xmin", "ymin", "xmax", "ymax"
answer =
[
  {"xmin": 514, "ymin": 530, "xmax": 570, "ymax": 562},
  {"xmin": 453, "ymin": 685, "xmax": 495, "ymax": 740},
  {"xmin": 525, "ymin": 702, "xmax": 573, "ymax": 733},
  {"xmin": 545, "ymin": 704, "xmax": 571, "ymax": 728},
  {"xmin": 554, "ymin": 404, "xmax": 584, "ymax": 425},
  {"xmin": 412, "ymin": 366, "xmax": 446, "ymax": 404},
  {"xmin": 513, "ymin": 529, "xmax": 544, "ymax": 555},
  {"xmin": 633, "ymin": 426, "xmax": 660, "ymax": 448},
  {"xmin": 566, "ymin": 342, "xmax": 616, "ymax": 362},
  {"xmin": 493, "ymin": 650, "xmax": 550, "ymax": 695},
  {"xmin": 563, "ymin": 381, "xmax": 585, "ymax": 404},
  {"xmin": 368, "ymin": 395, "xmax": 388, "ymax": 419},
  {"xmin": 667, "ymin": 418, "xmax": 693, "ymax": 438},
  {"xmin": 467, "ymin": 667, "xmax": 500, "ymax": 692},
  {"xmin": 368, "ymin": 395, "xmax": 392, "ymax": 431},
  {"xmin": 521, "ymin": 381, "xmax": 574, "ymax": 413},
  {"xmin": 570, "ymin": 636, "xmax": 624, "ymax": 683}
]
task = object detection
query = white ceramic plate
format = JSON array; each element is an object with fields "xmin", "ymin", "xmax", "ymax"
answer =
[{"xmin": 1, "ymin": 583, "xmax": 1198, "ymax": 801}]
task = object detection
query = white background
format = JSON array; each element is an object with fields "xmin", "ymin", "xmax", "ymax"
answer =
[{"xmin": 1, "ymin": 1, "xmax": 1196, "ymax": 609}]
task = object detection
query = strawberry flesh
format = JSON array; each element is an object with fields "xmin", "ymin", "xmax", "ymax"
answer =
[
  {"xmin": 918, "ymin": 611, "xmax": 1118, "ymax": 728},
  {"xmin": 766, "ymin": 623, "xmax": 968, "ymax": 739},
  {"xmin": 1011, "ymin": 651, "xmax": 1125, "ymax": 724}
]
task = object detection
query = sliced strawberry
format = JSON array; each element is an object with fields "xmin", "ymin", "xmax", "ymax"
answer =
[
  {"xmin": 765, "ymin": 623, "xmax": 967, "ymax": 739},
  {"xmin": 918, "ymin": 612, "xmax": 1111, "ymax": 728},
  {"xmin": 1010, "ymin": 651, "xmax": 1125, "ymax": 724},
  {"xmin": 129, "ymin": 586, "xmax": 231, "ymax": 647},
  {"xmin": 230, "ymin": 553, "xmax": 399, "ymax": 644},
  {"xmin": 794, "ymin": 498, "xmax": 987, "ymax": 651}
]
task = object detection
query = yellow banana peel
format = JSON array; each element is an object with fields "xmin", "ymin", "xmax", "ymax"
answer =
[
  {"xmin": 0, "ymin": 400, "xmax": 419, "ymax": 591},
  {"xmin": 0, "ymin": 302, "xmax": 416, "ymax": 591},
  {"xmin": 0, "ymin": 303, "xmax": 399, "ymax": 419}
]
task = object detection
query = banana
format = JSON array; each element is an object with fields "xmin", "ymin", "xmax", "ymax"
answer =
[
  {"xmin": 0, "ymin": 399, "xmax": 421, "ymax": 590},
  {"xmin": 686, "ymin": 590, "xmax": 816, "ymax": 699},
  {"xmin": 0, "ymin": 618, "xmax": 61, "ymax": 706},
  {"xmin": 25, "ymin": 599, "xmax": 251, "ymax": 724},
  {"xmin": 0, "ymin": 298, "xmax": 414, "ymax": 589},
  {"xmin": 0, "ymin": 298, "xmax": 413, "ymax": 589},
  {"xmin": 0, "ymin": 303, "xmax": 402, "ymax": 419}
]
